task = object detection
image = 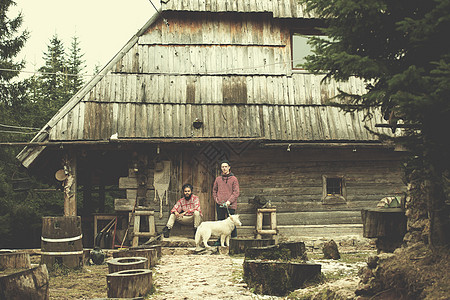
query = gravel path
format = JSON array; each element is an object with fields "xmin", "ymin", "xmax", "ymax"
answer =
[{"xmin": 149, "ymin": 252, "xmax": 280, "ymax": 300}]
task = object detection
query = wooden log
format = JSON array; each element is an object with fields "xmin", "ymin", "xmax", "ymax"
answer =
[
  {"xmin": 0, "ymin": 264, "xmax": 49, "ymax": 300},
  {"xmin": 0, "ymin": 252, "xmax": 31, "ymax": 270},
  {"xmin": 113, "ymin": 249, "xmax": 157, "ymax": 268},
  {"xmin": 107, "ymin": 269, "xmax": 153, "ymax": 298},
  {"xmin": 243, "ymin": 260, "xmax": 321, "ymax": 296},
  {"xmin": 245, "ymin": 242, "xmax": 307, "ymax": 261},
  {"xmin": 41, "ymin": 216, "xmax": 83, "ymax": 269},
  {"xmin": 229, "ymin": 238, "xmax": 275, "ymax": 255},
  {"xmin": 107, "ymin": 257, "xmax": 148, "ymax": 274}
]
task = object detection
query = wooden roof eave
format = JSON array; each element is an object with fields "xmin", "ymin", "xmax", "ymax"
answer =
[{"xmin": 16, "ymin": 9, "xmax": 163, "ymax": 169}]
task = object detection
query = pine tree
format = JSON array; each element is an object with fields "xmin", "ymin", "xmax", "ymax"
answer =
[
  {"xmin": 67, "ymin": 35, "xmax": 85, "ymax": 95},
  {"xmin": 302, "ymin": 0, "xmax": 450, "ymax": 247},
  {"xmin": 37, "ymin": 34, "xmax": 70, "ymax": 121},
  {"xmin": 0, "ymin": 0, "xmax": 28, "ymax": 82}
]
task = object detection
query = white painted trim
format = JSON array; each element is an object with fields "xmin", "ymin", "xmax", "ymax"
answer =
[{"xmin": 41, "ymin": 234, "xmax": 83, "ymax": 243}]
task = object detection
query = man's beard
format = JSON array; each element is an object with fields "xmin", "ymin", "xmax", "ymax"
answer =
[{"xmin": 184, "ymin": 194, "xmax": 192, "ymax": 200}]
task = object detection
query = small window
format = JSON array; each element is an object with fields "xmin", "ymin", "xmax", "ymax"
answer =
[
  {"xmin": 326, "ymin": 178, "xmax": 342, "ymax": 195},
  {"xmin": 292, "ymin": 34, "xmax": 314, "ymax": 69},
  {"xmin": 322, "ymin": 175, "xmax": 346, "ymax": 204},
  {"xmin": 291, "ymin": 29, "xmax": 328, "ymax": 70}
]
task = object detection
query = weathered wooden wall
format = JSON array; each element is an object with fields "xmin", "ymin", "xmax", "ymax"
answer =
[
  {"xmin": 112, "ymin": 145, "xmax": 404, "ymax": 237},
  {"xmin": 228, "ymin": 147, "xmax": 405, "ymax": 236}
]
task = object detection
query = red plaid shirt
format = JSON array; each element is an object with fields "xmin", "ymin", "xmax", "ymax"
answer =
[{"xmin": 170, "ymin": 195, "xmax": 202, "ymax": 216}]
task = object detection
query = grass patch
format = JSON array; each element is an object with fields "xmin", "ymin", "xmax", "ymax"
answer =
[{"xmin": 49, "ymin": 264, "xmax": 108, "ymax": 299}]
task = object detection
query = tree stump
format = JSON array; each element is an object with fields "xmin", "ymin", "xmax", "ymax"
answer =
[
  {"xmin": 0, "ymin": 252, "xmax": 31, "ymax": 270},
  {"xmin": 113, "ymin": 248, "xmax": 157, "ymax": 268},
  {"xmin": 131, "ymin": 244, "xmax": 162, "ymax": 259},
  {"xmin": 229, "ymin": 238, "xmax": 275, "ymax": 255},
  {"xmin": 322, "ymin": 240, "xmax": 340, "ymax": 260},
  {"xmin": 243, "ymin": 260, "xmax": 321, "ymax": 296},
  {"xmin": 107, "ymin": 257, "xmax": 148, "ymax": 274},
  {"xmin": 361, "ymin": 208, "xmax": 407, "ymax": 253},
  {"xmin": 245, "ymin": 242, "xmax": 307, "ymax": 261},
  {"xmin": 0, "ymin": 264, "xmax": 49, "ymax": 300},
  {"xmin": 107, "ymin": 269, "xmax": 152, "ymax": 298}
]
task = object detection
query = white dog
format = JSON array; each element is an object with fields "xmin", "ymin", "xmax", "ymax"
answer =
[{"xmin": 195, "ymin": 215, "xmax": 242, "ymax": 250}]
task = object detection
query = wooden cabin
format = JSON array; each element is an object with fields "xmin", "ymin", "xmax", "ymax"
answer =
[{"xmin": 17, "ymin": 0, "xmax": 406, "ymax": 245}]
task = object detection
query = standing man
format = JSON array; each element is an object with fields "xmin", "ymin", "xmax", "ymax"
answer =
[
  {"xmin": 162, "ymin": 183, "xmax": 202, "ymax": 238},
  {"xmin": 213, "ymin": 160, "xmax": 240, "ymax": 241}
]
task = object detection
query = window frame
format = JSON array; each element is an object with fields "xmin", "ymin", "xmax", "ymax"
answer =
[{"xmin": 322, "ymin": 175, "xmax": 347, "ymax": 204}]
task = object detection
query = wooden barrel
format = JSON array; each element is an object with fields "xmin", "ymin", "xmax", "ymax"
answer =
[
  {"xmin": 107, "ymin": 269, "xmax": 153, "ymax": 298},
  {"xmin": 41, "ymin": 216, "xmax": 83, "ymax": 269},
  {"xmin": 107, "ymin": 257, "xmax": 148, "ymax": 274}
]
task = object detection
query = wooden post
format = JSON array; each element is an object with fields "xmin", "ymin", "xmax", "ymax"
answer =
[
  {"xmin": 63, "ymin": 153, "xmax": 77, "ymax": 217},
  {"xmin": 256, "ymin": 211, "xmax": 263, "ymax": 239}
]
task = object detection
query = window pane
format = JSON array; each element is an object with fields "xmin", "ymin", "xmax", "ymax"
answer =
[
  {"xmin": 326, "ymin": 178, "xmax": 342, "ymax": 195},
  {"xmin": 292, "ymin": 34, "xmax": 312, "ymax": 68}
]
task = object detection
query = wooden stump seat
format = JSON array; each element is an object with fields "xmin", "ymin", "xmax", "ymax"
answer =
[
  {"xmin": 107, "ymin": 269, "xmax": 153, "ymax": 298},
  {"xmin": 245, "ymin": 242, "xmax": 308, "ymax": 261},
  {"xmin": 107, "ymin": 257, "xmax": 148, "ymax": 274},
  {"xmin": 0, "ymin": 252, "xmax": 31, "ymax": 270},
  {"xmin": 113, "ymin": 248, "xmax": 157, "ymax": 268},
  {"xmin": 243, "ymin": 260, "xmax": 321, "ymax": 296},
  {"xmin": 229, "ymin": 238, "xmax": 276, "ymax": 255}
]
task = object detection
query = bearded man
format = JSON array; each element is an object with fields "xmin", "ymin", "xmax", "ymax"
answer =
[{"xmin": 162, "ymin": 183, "xmax": 202, "ymax": 238}]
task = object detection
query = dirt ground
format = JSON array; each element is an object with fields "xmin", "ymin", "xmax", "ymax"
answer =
[
  {"xmin": 42, "ymin": 243, "xmax": 373, "ymax": 300},
  {"xmin": 39, "ymin": 239, "xmax": 449, "ymax": 300}
]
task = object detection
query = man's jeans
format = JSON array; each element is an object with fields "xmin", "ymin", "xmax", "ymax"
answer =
[{"xmin": 216, "ymin": 203, "xmax": 237, "ymax": 238}]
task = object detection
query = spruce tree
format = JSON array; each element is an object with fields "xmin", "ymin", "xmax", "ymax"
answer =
[
  {"xmin": 37, "ymin": 34, "xmax": 69, "ymax": 121},
  {"xmin": 67, "ymin": 35, "xmax": 85, "ymax": 95},
  {"xmin": 302, "ymin": 0, "xmax": 450, "ymax": 247}
]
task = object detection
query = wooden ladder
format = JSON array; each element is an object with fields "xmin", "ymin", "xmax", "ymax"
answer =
[{"xmin": 131, "ymin": 208, "xmax": 156, "ymax": 247}]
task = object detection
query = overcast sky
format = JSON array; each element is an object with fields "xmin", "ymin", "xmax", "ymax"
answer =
[{"xmin": 12, "ymin": 0, "xmax": 158, "ymax": 76}]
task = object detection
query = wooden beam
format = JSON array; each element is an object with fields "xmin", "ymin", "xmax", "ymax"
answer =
[
  {"xmin": 261, "ymin": 142, "xmax": 392, "ymax": 149},
  {"xmin": 63, "ymin": 152, "xmax": 77, "ymax": 217}
]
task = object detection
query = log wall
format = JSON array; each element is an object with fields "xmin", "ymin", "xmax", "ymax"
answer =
[
  {"xmin": 113, "ymin": 145, "xmax": 405, "ymax": 238},
  {"xmin": 230, "ymin": 147, "xmax": 405, "ymax": 235}
]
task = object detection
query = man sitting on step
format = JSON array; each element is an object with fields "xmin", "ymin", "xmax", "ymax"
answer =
[{"xmin": 162, "ymin": 183, "xmax": 202, "ymax": 238}]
